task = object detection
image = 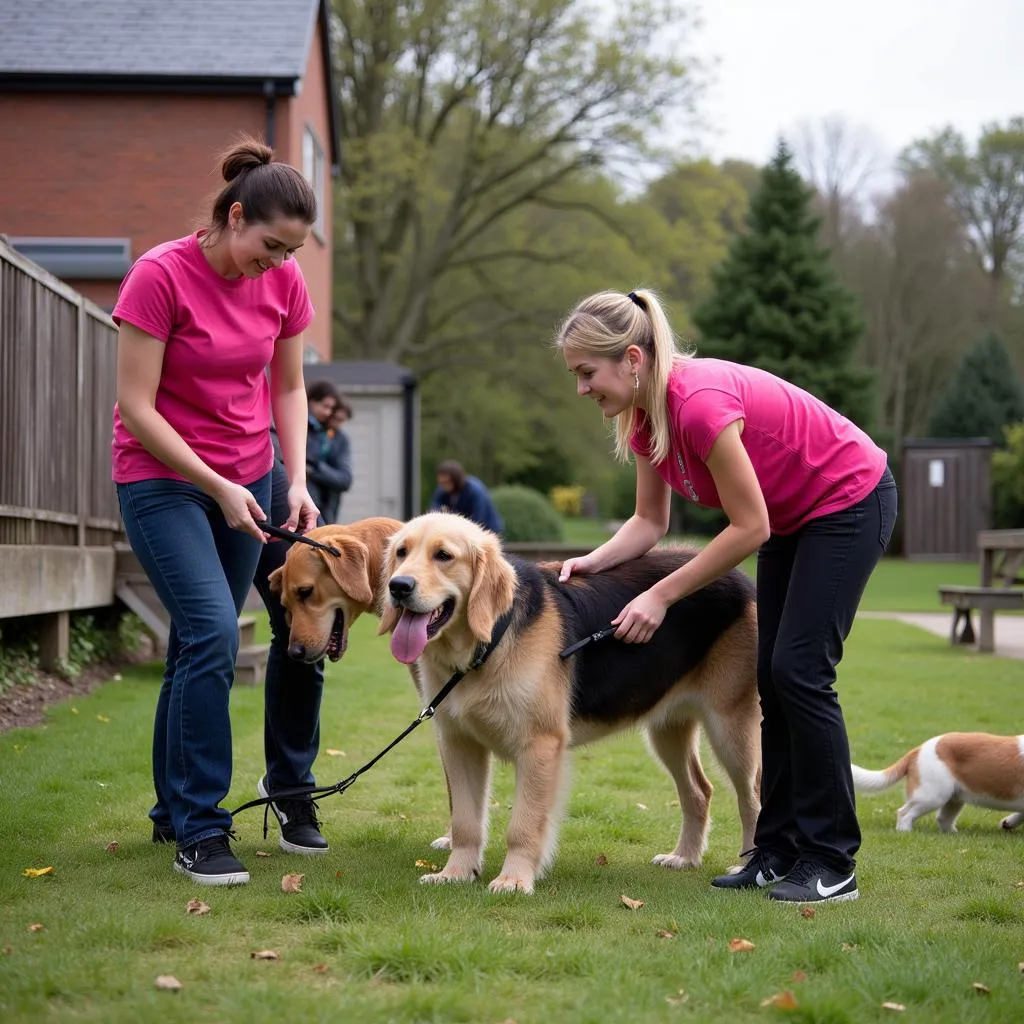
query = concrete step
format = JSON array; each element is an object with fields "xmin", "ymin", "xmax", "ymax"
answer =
[{"xmin": 234, "ymin": 643, "xmax": 270, "ymax": 687}]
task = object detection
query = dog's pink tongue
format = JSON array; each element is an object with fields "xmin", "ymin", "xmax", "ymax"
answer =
[{"xmin": 390, "ymin": 609, "xmax": 431, "ymax": 664}]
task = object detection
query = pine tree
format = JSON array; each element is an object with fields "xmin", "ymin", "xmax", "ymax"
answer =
[
  {"xmin": 692, "ymin": 140, "xmax": 873, "ymax": 426},
  {"xmin": 927, "ymin": 332, "xmax": 1024, "ymax": 443}
]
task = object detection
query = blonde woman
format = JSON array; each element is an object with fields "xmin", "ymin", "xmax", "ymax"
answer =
[{"xmin": 555, "ymin": 289, "xmax": 896, "ymax": 904}]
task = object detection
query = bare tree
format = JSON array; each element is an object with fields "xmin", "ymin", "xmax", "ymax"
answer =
[{"xmin": 793, "ymin": 115, "xmax": 885, "ymax": 257}]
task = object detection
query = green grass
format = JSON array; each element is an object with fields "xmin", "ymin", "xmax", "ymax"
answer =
[{"xmin": 3, "ymin": 595, "xmax": 1023, "ymax": 1022}]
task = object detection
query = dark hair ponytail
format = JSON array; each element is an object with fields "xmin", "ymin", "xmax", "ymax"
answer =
[{"xmin": 206, "ymin": 135, "xmax": 317, "ymax": 234}]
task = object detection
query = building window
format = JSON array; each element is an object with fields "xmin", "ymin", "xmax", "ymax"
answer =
[
  {"xmin": 8, "ymin": 237, "xmax": 131, "ymax": 279},
  {"xmin": 302, "ymin": 126, "xmax": 326, "ymax": 240}
]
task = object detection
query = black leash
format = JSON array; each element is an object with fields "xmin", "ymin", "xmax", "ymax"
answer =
[
  {"xmin": 259, "ymin": 521, "xmax": 341, "ymax": 557},
  {"xmin": 558, "ymin": 625, "xmax": 618, "ymax": 659},
  {"xmin": 231, "ymin": 608, "xmax": 516, "ymax": 833}
]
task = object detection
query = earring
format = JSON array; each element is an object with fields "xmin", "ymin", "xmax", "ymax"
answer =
[{"xmin": 633, "ymin": 371, "xmax": 640, "ymax": 391}]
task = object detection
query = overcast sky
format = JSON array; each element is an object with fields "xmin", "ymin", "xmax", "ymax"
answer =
[{"xmin": 693, "ymin": 0, "xmax": 1023, "ymax": 172}]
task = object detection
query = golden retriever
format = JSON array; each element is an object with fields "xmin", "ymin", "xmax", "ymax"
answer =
[
  {"xmin": 379, "ymin": 511, "xmax": 761, "ymax": 894},
  {"xmin": 268, "ymin": 518, "xmax": 403, "ymax": 662}
]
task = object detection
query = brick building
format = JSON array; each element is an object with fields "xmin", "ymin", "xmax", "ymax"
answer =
[{"xmin": 0, "ymin": 0, "xmax": 340, "ymax": 360}]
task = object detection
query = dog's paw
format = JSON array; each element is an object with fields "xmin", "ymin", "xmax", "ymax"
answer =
[
  {"xmin": 1000, "ymin": 813, "xmax": 1023, "ymax": 831},
  {"xmin": 651, "ymin": 852, "xmax": 701, "ymax": 870},
  {"xmin": 430, "ymin": 835, "xmax": 452, "ymax": 850},
  {"xmin": 419, "ymin": 869, "xmax": 476, "ymax": 886},
  {"xmin": 487, "ymin": 874, "xmax": 534, "ymax": 895}
]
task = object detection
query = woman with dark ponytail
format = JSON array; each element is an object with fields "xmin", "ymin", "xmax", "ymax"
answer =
[
  {"xmin": 112, "ymin": 136, "xmax": 322, "ymax": 885},
  {"xmin": 555, "ymin": 288, "xmax": 897, "ymax": 904}
]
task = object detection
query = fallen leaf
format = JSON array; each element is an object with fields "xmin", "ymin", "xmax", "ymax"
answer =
[
  {"xmin": 728, "ymin": 937, "xmax": 755, "ymax": 952},
  {"xmin": 28, "ymin": 924, "xmax": 45, "ymax": 933},
  {"xmin": 70, "ymin": 707, "xmax": 79, "ymax": 714},
  {"xmin": 595, "ymin": 853, "xmax": 608, "ymax": 866},
  {"xmin": 22, "ymin": 867, "xmax": 54, "ymax": 878},
  {"xmin": 113, "ymin": 673, "xmax": 122, "ymax": 681},
  {"xmin": 251, "ymin": 950, "xmax": 280, "ymax": 960},
  {"xmin": 2, "ymin": 945, "xmax": 11, "ymax": 955},
  {"xmin": 155, "ymin": 975, "xmax": 182, "ymax": 991},
  {"xmin": 636, "ymin": 803, "xmax": 648, "ymax": 811},
  {"xmin": 1018, "ymin": 962, "xmax": 1024, "ymax": 974},
  {"xmin": 325, "ymin": 749, "xmax": 346, "ymax": 757},
  {"xmin": 335, "ymin": 870, "xmax": 344, "ymax": 879},
  {"xmin": 791, "ymin": 971, "xmax": 808, "ymax": 983},
  {"xmin": 620, "ymin": 894, "xmax": 644, "ymax": 910},
  {"xmin": 105, "ymin": 841, "xmax": 120, "ymax": 854},
  {"xmin": 185, "ymin": 898, "xmax": 211, "ymax": 916},
  {"xmin": 665, "ymin": 989, "xmax": 688, "ymax": 1006},
  {"xmin": 399, "ymin": 813, "xmax": 408, "ymax": 820},
  {"xmin": 96, "ymin": 715, "xmax": 110, "ymax": 723},
  {"xmin": 841, "ymin": 942, "xmax": 859, "ymax": 952},
  {"xmin": 799, "ymin": 906, "xmax": 815, "ymax": 919},
  {"xmin": 881, "ymin": 1002, "xmax": 906, "ymax": 1012},
  {"xmin": 313, "ymin": 963, "xmax": 328, "ymax": 974},
  {"xmin": 656, "ymin": 929, "xmax": 676, "ymax": 939},
  {"xmin": 281, "ymin": 873, "xmax": 304, "ymax": 894},
  {"xmin": 760, "ymin": 991, "xmax": 799, "ymax": 1010},
  {"xmin": 1013, "ymin": 881, "xmax": 1024, "ymax": 889},
  {"xmin": 415, "ymin": 859, "xmax": 439, "ymax": 870},
  {"xmin": 255, "ymin": 850, "xmax": 271, "ymax": 858},
  {"xmin": 972, "ymin": 982, "xmax": 990, "ymax": 995}
]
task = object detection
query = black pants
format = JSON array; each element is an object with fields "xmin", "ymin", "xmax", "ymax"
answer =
[
  {"xmin": 251, "ymin": 460, "xmax": 326, "ymax": 790},
  {"xmin": 753, "ymin": 467, "xmax": 897, "ymax": 873}
]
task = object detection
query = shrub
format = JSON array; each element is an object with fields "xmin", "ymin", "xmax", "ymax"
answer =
[
  {"xmin": 992, "ymin": 422, "xmax": 1024, "ymax": 529},
  {"xmin": 491, "ymin": 485, "xmax": 564, "ymax": 542},
  {"xmin": 549, "ymin": 485, "xmax": 585, "ymax": 517}
]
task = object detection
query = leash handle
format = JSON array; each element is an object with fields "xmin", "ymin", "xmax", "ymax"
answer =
[{"xmin": 259, "ymin": 521, "xmax": 341, "ymax": 556}]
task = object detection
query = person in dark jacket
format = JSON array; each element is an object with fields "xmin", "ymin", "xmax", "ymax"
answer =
[
  {"xmin": 302, "ymin": 381, "xmax": 348, "ymax": 521},
  {"xmin": 318, "ymin": 397, "xmax": 353, "ymax": 524},
  {"xmin": 429, "ymin": 459, "xmax": 503, "ymax": 534}
]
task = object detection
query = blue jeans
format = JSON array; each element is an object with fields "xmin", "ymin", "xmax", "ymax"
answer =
[
  {"xmin": 753, "ymin": 467, "xmax": 898, "ymax": 874},
  {"xmin": 117, "ymin": 470, "xmax": 272, "ymax": 848},
  {"xmin": 251, "ymin": 460, "xmax": 325, "ymax": 791}
]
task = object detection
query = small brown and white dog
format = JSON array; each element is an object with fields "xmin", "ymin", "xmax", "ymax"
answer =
[
  {"xmin": 852, "ymin": 733, "xmax": 1024, "ymax": 832},
  {"xmin": 379, "ymin": 511, "xmax": 762, "ymax": 894},
  {"xmin": 267, "ymin": 517, "xmax": 403, "ymax": 662}
]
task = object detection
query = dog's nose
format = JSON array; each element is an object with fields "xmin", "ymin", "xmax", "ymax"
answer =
[
  {"xmin": 287, "ymin": 641, "xmax": 306, "ymax": 661},
  {"xmin": 389, "ymin": 575, "xmax": 416, "ymax": 599}
]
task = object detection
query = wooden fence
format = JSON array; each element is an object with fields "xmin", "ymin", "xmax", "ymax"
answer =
[{"xmin": 0, "ymin": 236, "xmax": 122, "ymax": 549}]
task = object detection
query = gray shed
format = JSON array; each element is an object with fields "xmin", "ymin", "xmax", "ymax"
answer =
[{"xmin": 302, "ymin": 361, "xmax": 420, "ymax": 522}]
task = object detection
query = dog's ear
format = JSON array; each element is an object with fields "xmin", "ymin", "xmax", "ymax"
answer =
[
  {"xmin": 268, "ymin": 566, "xmax": 284, "ymax": 596},
  {"xmin": 321, "ymin": 540, "xmax": 374, "ymax": 607},
  {"xmin": 377, "ymin": 536, "xmax": 402, "ymax": 635},
  {"xmin": 467, "ymin": 536, "xmax": 517, "ymax": 644}
]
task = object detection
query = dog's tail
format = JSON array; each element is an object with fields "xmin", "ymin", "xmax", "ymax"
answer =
[{"xmin": 851, "ymin": 748, "xmax": 918, "ymax": 794}]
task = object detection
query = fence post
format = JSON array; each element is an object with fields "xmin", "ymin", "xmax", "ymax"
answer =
[{"xmin": 77, "ymin": 296, "xmax": 87, "ymax": 547}]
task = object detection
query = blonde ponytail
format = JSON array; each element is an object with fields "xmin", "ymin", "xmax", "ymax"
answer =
[{"xmin": 553, "ymin": 288, "xmax": 689, "ymax": 464}]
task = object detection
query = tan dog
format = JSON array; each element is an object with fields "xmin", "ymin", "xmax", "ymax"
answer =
[
  {"xmin": 379, "ymin": 512, "xmax": 761, "ymax": 894},
  {"xmin": 268, "ymin": 518, "xmax": 403, "ymax": 662},
  {"xmin": 852, "ymin": 733, "xmax": 1024, "ymax": 832}
]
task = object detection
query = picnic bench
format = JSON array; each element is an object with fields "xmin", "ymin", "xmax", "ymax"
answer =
[{"xmin": 938, "ymin": 529, "xmax": 1024, "ymax": 652}]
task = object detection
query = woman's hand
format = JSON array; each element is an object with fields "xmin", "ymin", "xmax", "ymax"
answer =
[
  {"xmin": 213, "ymin": 480, "xmax": 268, "ymax": 541},
  {"xmin": 558, "ymin": 553, "xmax": 601, "ymax": 582},
  {"xmin": 286, "ymin": 481, "xmax": 320, "ymax": 534},
  {"xmin": 612, "ymin": 588, "xmax": 669, "ymax": 643}
]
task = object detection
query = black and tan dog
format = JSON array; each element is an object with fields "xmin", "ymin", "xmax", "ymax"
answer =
[
  {"xmin": 380, "ymin": 512, "xmax": 761, "ymax": 894},
  {"xmin": 267, "ymin": 517, "xmax": 403, "ymax": 662}
]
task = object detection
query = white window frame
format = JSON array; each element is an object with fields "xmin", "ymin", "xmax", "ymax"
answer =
[{"xmin": 302, "ymin": 125, "xmax": 326, "ymax": 241}]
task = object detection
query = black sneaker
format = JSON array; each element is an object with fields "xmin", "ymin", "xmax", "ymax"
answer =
[
  {"xmin": 257, "ymin": 776, "xmax": 329, "ymax": 855},
  {"xmin": 767, "ymin": 859, "xmax": 858, "ymax": 903},
  {"xmin": 173, "ymin": 833, "xmax": 249, "ymax": 886},
  {"xmin": 711, "ymin": 848, "xmax": 793, "ymax": 890},
  {"xmin": 152, "ymin": 822, "xmax": 175, "ymax": 844}
]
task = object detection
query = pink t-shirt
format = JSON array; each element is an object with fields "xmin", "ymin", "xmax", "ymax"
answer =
[
  {"xmin": 110, "ymin": 234, "xmax": 314, "ymax": 485},
  {"xmin": 630, "ymin": 359, "xmax": 887, "ymax": 535}
]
